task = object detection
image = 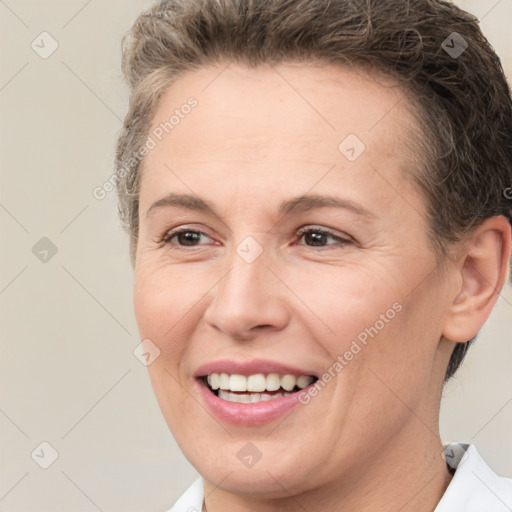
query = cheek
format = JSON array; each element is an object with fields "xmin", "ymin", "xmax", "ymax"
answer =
[
  {"xmin": 341, "ymin": 287, "xmax": 445, "ymax": 419},
  {"xmin": 133, "ymin": 260, "xmax": 195, "ymax": 365},
  {"xmin": 292, "ymin": 264, "xmax": 404, "ymax": 358},
  {"xmin": 133, "ymin": 257, "xmax": 212, "ymax": 334},
  {"xmin": 133, "ymin": 262, "xmax": 204, "ymax": 435},
  {"xmin": 306, "ymin": 263, "xmax": 441, "ymax": 399}
]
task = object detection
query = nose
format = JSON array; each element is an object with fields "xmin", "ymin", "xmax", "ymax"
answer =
[{"xmin": 202, "ymin": 249, "xmax": 290, "ymax": 341}]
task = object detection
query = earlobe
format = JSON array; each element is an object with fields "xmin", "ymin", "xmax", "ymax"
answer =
[{"xmin": 442, "ymin": 216, "xmax": 511, "ymax": 343}]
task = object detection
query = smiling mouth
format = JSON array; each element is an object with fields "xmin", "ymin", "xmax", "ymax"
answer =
[{"xmin": 200, "ymin": 373, "xmax": 318, "ymax": 404}]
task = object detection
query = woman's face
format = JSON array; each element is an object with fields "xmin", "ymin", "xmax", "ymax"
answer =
[{"xmin": 133, "ymin": 63, "xmax": 455, "ymax": 496}]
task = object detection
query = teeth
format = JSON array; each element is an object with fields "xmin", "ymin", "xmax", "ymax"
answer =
[
  {"xmin": 250, "ymin": 393, "xmax": 261, "ymax": 403},
  {"xmin": 209, "ymin": 374, "xmax": 220, "ymax": 390},
  {"xmin": 266, "ymin": 373, "xmax": 281, "ymax": 391},
  {"xmin": 219, "ymin": 373, "xmax": 230, "ymax": 390},
  {"xmin": 297, "ymin": 375, "xmax": 314, "ymax": 389},
  {"xmin": 229, "ymin": 374, "xmax": 247, "ymax": 392},
  {"xmin": 247, "ymin": 374, "xmax": 266, "ymax": 392},
  {"xmin": 206, "ymin": 372, "xmax": 315, "ymax": 396},
  {"xmin": 217, "ymin": 390, "xmax": 287, "ymax": 403},
  {"xmin": 280, "ymin": 375, "xmax": 296, "ymax": 391}
]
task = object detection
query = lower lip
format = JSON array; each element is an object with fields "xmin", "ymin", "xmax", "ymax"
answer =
[{"xmin": 195, "ymin": 379, "xmax": 308, "ymax": 426}]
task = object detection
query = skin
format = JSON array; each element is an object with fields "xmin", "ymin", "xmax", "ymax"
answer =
[{"xmin": 132, "ymin": 62, "xmax": 511, "ymax": 511}]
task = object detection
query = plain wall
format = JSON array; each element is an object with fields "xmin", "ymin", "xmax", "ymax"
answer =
[{"xmin": 0, "ymin": 0, "xmax": 510, "ymax": 510}]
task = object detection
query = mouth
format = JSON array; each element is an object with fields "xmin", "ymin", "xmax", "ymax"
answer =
[{"xmin": 199, "ymin": 372, "xmax": 319, "ymax": 404}]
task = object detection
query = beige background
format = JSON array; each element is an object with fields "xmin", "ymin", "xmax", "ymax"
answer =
[{"xmin": 0, "ymin": 1, "xmax": 510, "ymax": 510}]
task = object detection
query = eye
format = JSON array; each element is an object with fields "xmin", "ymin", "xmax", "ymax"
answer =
[
  {"xmin": 161, "ymin": 228, "xmax": 212, "ymax": 247},
  {"xmin": 295, "ymin": 226, "xmax": 352, "ymax": 248},
  {"xmin": 160, "ymin": 226, "xmax": 352, "ymax": 249}
]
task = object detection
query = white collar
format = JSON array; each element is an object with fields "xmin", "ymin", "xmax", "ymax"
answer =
[
  {"xmin": 435, "ymin": 443, "xmax": 511, "ymax": 511},
  {"xmin": 168, "ymin": 444, "xmax": 511, "ymax": 511},
  {"xmin": 168, "ymin": 477, "xmax": 203, "ymax": 512}
]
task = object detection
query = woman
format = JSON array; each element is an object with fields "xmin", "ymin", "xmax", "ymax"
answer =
[{"xmin": 114, "ymin": 0, "xmax": 512, "ymax": 510}]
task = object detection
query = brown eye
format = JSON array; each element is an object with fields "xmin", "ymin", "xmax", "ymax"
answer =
[
  {"xmin": 296, "ymin": 227, "xmax": 351, "ymax": 248},
  {"xmin": 162, "ymin": 229, "xmax": 211, "ymax": 247}
]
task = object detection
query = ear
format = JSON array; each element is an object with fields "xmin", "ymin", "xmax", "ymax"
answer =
[{"xmin": 442, "ymin": 216, "xmax": 511, "ymax": 343}]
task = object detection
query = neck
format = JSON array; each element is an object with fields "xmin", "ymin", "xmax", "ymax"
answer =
[{"xmin": 203, "ymin": 424, "xmax": 452, "ymax": 512}]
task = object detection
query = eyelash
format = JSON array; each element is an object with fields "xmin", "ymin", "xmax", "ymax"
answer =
[{"xmin": 160, "ymin": 226, "xmax": 352, "ymax": 249}]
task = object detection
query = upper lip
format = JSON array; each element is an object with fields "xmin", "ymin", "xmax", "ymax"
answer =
[{"xmin": 194, "ymin": 359, "xmax": 317, "ymax": 378}]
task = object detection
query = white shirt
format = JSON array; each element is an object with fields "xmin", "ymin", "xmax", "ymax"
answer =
[{"xmin": 168, "ymin": 443, "xmax": 512, "ymax": 511}]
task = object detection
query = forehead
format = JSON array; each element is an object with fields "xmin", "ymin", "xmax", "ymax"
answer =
[{"xmin": 140, "ymin": 62, "xmax": 420, "ymax": 211}]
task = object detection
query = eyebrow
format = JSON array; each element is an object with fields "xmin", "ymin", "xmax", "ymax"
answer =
[{"xmin": 146, "ymin": 193, "xmax": 376, "ymax": 220}]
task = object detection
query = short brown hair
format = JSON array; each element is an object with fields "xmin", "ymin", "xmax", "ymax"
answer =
[{"xmin": 114, "ymin": 0, "xmax": 512, "ymax": 380}]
